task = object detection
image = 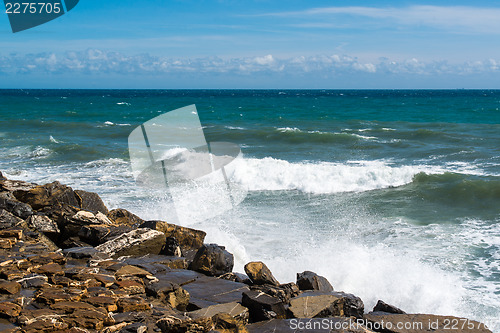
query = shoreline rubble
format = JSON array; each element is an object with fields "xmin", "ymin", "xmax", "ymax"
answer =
[{"xmin": 0, "ymin": 172, "xmax": 492, "ymax": 333}]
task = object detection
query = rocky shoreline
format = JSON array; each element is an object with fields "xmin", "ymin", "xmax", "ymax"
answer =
[{"xmin": 0, "ymin": 171, "xmax": 492, "ymax": 333}]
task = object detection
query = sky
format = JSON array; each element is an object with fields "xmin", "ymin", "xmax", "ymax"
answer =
[{"xmin": 1, "ymin": 0, "xmax": 500, "ymax": 88}]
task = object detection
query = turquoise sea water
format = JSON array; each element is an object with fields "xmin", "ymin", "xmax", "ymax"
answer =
[{"xmin": 1, "ymin": 89, "xmax": 499, "ymax": 330}]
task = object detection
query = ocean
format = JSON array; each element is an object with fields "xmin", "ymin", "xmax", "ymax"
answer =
[{"xmin": 1, "ymin": 89, "xmax": 499, "ymax": 330}]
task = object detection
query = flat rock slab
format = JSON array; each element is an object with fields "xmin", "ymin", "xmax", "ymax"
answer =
[
  {"xmin": 182, "ymin": 276, "xmax": 249, "ymax": 304},
  {"xmin": 122, "ymin": 254, "xmax": 188, "ymax": 271},
  {"xmin": 154, "ymin": 269, "xmax": 205, "ymax": 286},
  {"xmin": 363, "ymin": 313, "xmax": 492, "ymax": 333},
  {"xmin": 188, "ymin": 301, "xmax": 249, "ymax": 321},
  {"xmin": 247, "ymin": 318, "xmax": 375, "ymax": 333},
  {"xmin": 289, "ymin": 291, "xmax": 364, "ymax": 319}
]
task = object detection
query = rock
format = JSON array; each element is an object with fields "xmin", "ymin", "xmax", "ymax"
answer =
[
  {"xmin": 242, "ymin": 290, "xmax": 288, "ymax": 322},
  {"xmin": 117, "ymin": 296, "xmax": 151, "ymax": 312},
  {"xmin": 0, "ymin": 209, "xmax": 23, "ymax": 229},
  {"xmin": 250, "ymin": 283, "xmax": 298, "ymax": 304},
  {"xmin": 145, "ymin": 280, "xmax": 190, "ymax": 311},
  {"xmin": 373, "ymin": 300, "xmax": 406, "ymax": 314},
  {"xmin": 0, "ymin": 195, "xmax": 33, "ymax": 219},
  {"xmin": 63, "ymin": 246, "xmax": 106, "ymax": 260},
  {"xmin": 32, "ymin": 263, "xmax": 65, "ymax": 276},
  {"xmin": 153, "ymin": 269, "xmax": 205, "ymax": 286},
  {"xmin": 27, "ymin": 214, "xmax": 60, "ymax": 234},
  {"xmin": 107, "ymin": 208, "xmax": 144, "ymax": 226},
  {"xmin": 212, "ymin": 313, "xmax": 249, "ymax": 333},
  {"xmin": 0, "ymin": 301, "xmax": 22, "ymax": 318},
  {"xmin": 183, "ymin": 276, "xmax": 249, "ymax": 306},
  {"xmin": 188, "ymin": 302, "xmax": 249, "ymax": 323},
  {"xmin": 140, "ymin": 220, "xmax": 206, "ymax": 251},
  {"xmin": 219, "ymin": 272, "xmax": 252, "ymax": 284},
  {"xmin": 13, "ymin": 181, "xmax": 79, "ymax": 210},
  {"xmin": 116, "ymin": 265, "xmax": 152, "ymax": 278},
  {"xmin": 164, "ymin": 236, "xmax": 182, "ymax": 256},
  {"xmin": 122, "ymin": 254, "xmax": 188, "ymax": 271},
  {"xmin": 118, "ymin": 323, "xmax": 148, "ymax": 333},
  {"xmin": 74, "ymin": 189, "xmax": 109, "ymax": 214},
  {"xmin": 247, "ymin": 318, "xmax": 376, "ymax": 333},
  {"xmin": 244, "ymin": 262, "xmax": 280, "ymax": 286},
  {"xmin": 63, "ymin": 210, "xmax": 105, "ymax": 237},
  {"xmin": 289, "ymin": 291, "xmax": 364, "ymax": 319},
  {"xmin": 297, "ymin": 271, "xmax": 333, "ymax": 292},
  {"xmin": 78, "ymin": 223, "xmax": 133, "ymax": 246},
  {"xmin": 0, "ymin": 178, "xmax": 37, "ymax": 192},
  {"xmin": 363, "ymin": 313, "xmax": 492, "ymax": 333},
  {"xmin": 16, "ymin": 274, "xmax": 49, "ymax": 288},
  {"xmin": 0, "ymin": 229, "xmax": 22, "ymax": 239},
  {"xmin": 190, "ymin": 243, "xmax": 234, "ymax": 277},
  {"xmin": 0, "ymin": 280, "xmax": 21, "ymax": 294},
  {"xmin": 35, "ymin": 286, "xmax": 86, "ymax": 304},
  {"xmin": 115, "ymin": 280, "xmax": 146, "ymax": 294},
  {"xmin": 95, "ymin": 228, "xmax": 166, "ymax": 258}
]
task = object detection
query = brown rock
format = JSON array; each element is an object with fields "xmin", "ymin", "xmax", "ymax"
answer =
[
  {"xmin": 79, "ymin": 223, "xmax": 133, "ymax": 246},
  {"xmin": 297, "ymin": 271, "xmax": 334, "ymax": 292},
  {"xmin": 0, "ymin": 194, "xmax": 33, "ymax": 219},
  {"xmin": 373, "ymin": 299, "xmax": 406, "ymax": 314},
  {"xmin": 35, "ymin": 286, "xmax": 86, "ymax": 304},
  {"xmin": 115, "ymin": 265, "xmax": 152, "ymax": 278},
  {"xmin": 244, "ymin": 262, "xmax": 280, "ymax": 286},
  {"xmin": 85, "ymin": 295, "xmax": 118, "ymax": 312},
  {"xmin": 74, "ymin": 189, "xmax": 109, "ymax": 214},
  {"xmin": 190, "ymin": 244, "xmax": 234, "ymax": 277},
  {"xmin": 0, "ymin": 280, "xmax": 21, "ymax": 294},
  {"xmin": 188, "ymin": 302, "xmax": 249, "ymax": 323},
  {"xmin": 0, "ymin": 178, "xmax": 37, "ymax": 192},
  {"xmin": 107, "ymin": 208, "xmax": 144, "ymax": 226},
  {"xmin": 27, "ymin": 214, "xmax": 60, "ymax": 234},
  {"xmin": 115, "ymin": 280, "xmax": 146, "ymax": 294},
  {"xmin": 289, "ymin": 291, "xmax": 364, "ymax": 319},
  {"xmin": 95, "ymin": 228, "xmax": 166, "ymax": 258},
  {"xmin": 117, "ymin": 296, "xmax": 151, "ymax": 312},
  {"xmin": 140, "ymin": 220, "xmax": 206, "ymax": 251},
  {"xmin": 363, "ymin": 313, "xmax": 492, "ymax": 333},
  {"xmin": 32, "ymin": 263, "xmax": 64, "ymax": 276},
  {"xmin": 0, "ymin": 301, "xmax": 22, "ymax": 318},
  {"xmin": 13, "ymin": 181, "xmax": 79, "ymax": 210},
  {"xmin": 0, "ymin": 209, "xmax": 23, "ymax": 229}
]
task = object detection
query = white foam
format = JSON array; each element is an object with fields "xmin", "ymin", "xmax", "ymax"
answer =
[
  {"xmin": 49, "ymin": 135, "xmax": 60, "ymax": 143},
  {"xmin": 116, "ymin": 102, "xmax": 131, "ymax": 106}
]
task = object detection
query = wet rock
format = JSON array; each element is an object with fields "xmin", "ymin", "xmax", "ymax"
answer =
[
  {"xmin": 95, "ymin": 228, "xmax": 166, "ymax": 258},
  {"xmin": 117, "ymin": 296, "xmax": 151, "ymax": 312},
  {"xmin": 13, "ymin": 181, "xmax": 79, "ymax": 211},
  {"xmin": 0, "ymin": 209, "xmax": 23, "ymax": 229},
  {"xmin": 78, "ymin": 223, "xmax": 133, "ymax": 246},
  {"xmin": 0, "ymin": 280, "xmax": 21, "ymax": 294},
  {"xmin": 0, "ymin": 301, "xmax": 22, "ymax": 318},
  {"xmin": 297, "ymin": 271, "xmax": 333, "ymax": 292},
  {"xmin": 183, "ymin": 276, "xmax": 249, "ymax": 306},
  {"xmin": 74, "ymin": 189, "xmax": 109, "ymax": 215},
  {"xmin": 27, "ymin": 214, "xmax": 60, "ymax": 234},
  {"xmin": 242, "ymin": 290, "xmax": 288, "ymax": 322},
  {"xmin": 289, "ymin": 291, "xmax": 364, "ymax": 319},
  {"xmin": 0, "ymin": 195, "xmax": 33, "ymax": 219},
  {"xmin": 373, "ymin": 299, "xmax": 406, "ymax": 314},
  {"xmin": 107, "ymin": 208, "xmax": 144, "ymax": 226},
  {"xmin": 140, "ymin": 220, "xmax": 206, "ymax": 251},
  {"xmin": 244, "ymin": 261, "xmax": 280, "ymax": 286},
  {"xmin": 190, "ymin": 243, "xmax": 234, "ymax": 277},
  {"xmin": 188, "ymin": 301, "xmax": 249, "ymax": 323},
  {"xmin": 164, "ymin": 236, "xmax": 182, "ymax": 256},
  {"xmin": 363, "ymin": 313, "xmax": 492, "ymax": 333}
]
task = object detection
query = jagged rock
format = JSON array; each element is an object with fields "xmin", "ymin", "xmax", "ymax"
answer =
[
  {"xmin": 242, "ymin": 290, "xmax": 288, "ymax": 322},
  {"xmin": 0, "ymin": 195, "xmax": 33, "ymax": 219},
  {"xmin": 0, "ymin": 209, "xmax": 23, "ymax": 229},
  {"xmin": 297, "ymin": 271, "xmax": 333, "ymax": 292},
  {"xmin": 107, "ymin": 208, "xmax": 144, "ymax": 226},
  {"xmin": 0, "ymin": 178, "xmax": 37, "ymax": 192},
  {"xmin": 250, "ymin": 283, "xmax": 298, "ymax": 304},
  {"xmin": 13, "ymin": 181, "xmax": 79, "ymax": 210},
  {"xmin": 117, "ymin": 296, "xmax": 151, "ymax": 312},
  {"xmin": 0, "ymin": 301, "xmax": 22, "ymax": 318},
  {"xmin": 63, "ymin": 246, "xmax": 107, "ymax": 260},
  {"xmin": 189, "ymin": 243, "xmax": 234, "ymax": 277},
  {"xmin": 373, "ymin": 299, "xmax": 406, "ymax": 314},
  {"xmin": 164, "ymin": 236, "xmax": 182, "ymax": 256},
  {"xmin": 244, "ymin": 261, "xmax": 280, "ymax": 286},
  {"xmin": 188, "ymin": 301, "xmax": 249, "ymax": 323},
  {"xmin": 0, "ymin": 280, "xmax": 21, "ymax": 294},
  {"xmin": 63, "ymin": 210, "xmax": 106, "ymax": 238},
  {"xmin": 146, "ymin": 280, "xmax": 190, "ymax": 311},
  {"xmin": 74, "ymin": 189, "xmax": 109, "ymax": 214},
  {"xmin": 219, "ymin": 272, "xmax": 252, "ymax": 284},
  {"xmin": 289, "ymin": 291, "xmax": 364, "ymax": 319},
  {"xmin": 363, "ymin": 313, "xmax": 492, "ymax": 333},
  {"xmin": 27, "ymin": 214, "xmax": 60, "ymax": 234},
  {"xmin": 78, "ymin": 223, "xmax": 133, "ymax": 245},
  {"xmin": 95, "ymin": 228, "xmax": 166, "ymax": 258},
  {"xmin": 139, "ymin": 220, "xmax": 206, "ymax": 251}
]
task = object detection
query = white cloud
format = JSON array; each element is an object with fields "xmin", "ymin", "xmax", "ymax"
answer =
[
  {"xmin": 1, "ymin": 49, "xmax": 500, "ymax": 78},
  {"xmin": 265, "ymin": 5, "xmax": 500, "ymax": 34}
]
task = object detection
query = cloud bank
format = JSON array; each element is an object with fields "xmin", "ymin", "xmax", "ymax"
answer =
[{"xmin": 1, "ymin": 49, "xmax": 499, "ymax": 78}]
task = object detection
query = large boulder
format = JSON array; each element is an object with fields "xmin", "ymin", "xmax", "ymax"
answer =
[
  {"xmin": 242, "ymin": 290, "xmax": 288, "ymax": 322},
  {"xmin": 78, "ymin": 223, "xmax": 133, "ymax": 246},
  {"xmin": 372, "ymin": 300, "xmax": 406, "ymax": 314},
  {"xmin": 13, "ymin": 181, "xmax": 79, "ymax": 210},
  {"xmin": 74, "ymin": 189, "xmax": 109, "ymax": 215},
  {"xmin": 62, "ymin": 210, "xmax": 111, "ymax": 239},
  {"xmin": 363, "ymin": 313, "xmax": 492, "ymax": 333},
  {"xmin": 27, "ymin": 214, "xmax": 60, "ymax": 235},
  {"xmin": 289, "ymin": 291, "xmax": 364, "ymax": 319},
  {"xmin": 107, "ymin": 208, "xmax": 144, "ymax": 226},
  {"xmin": 0, "ymin": 193, "xmax": 33, "ymax": 219},
  {"xmin": 95, "ymin": 228, "xmax": 166, "ymax": 258},
  {"xmin": 189, "ymin": 244, "xmax": 234, "ymax": 277},
  {"xmin": 0, "ymin": 177, "xmax": 37, "ymax": 192},
  {"xmin": 296, "ymin": 271, "xmax": 333, "ymax": 292},
  {"xmin": 244, "ymin": 261, "xmax": 280, "ymax": 286},
  {"xmin": 139, "ymin": 220, "xmax": 206, "ymax": 252}
]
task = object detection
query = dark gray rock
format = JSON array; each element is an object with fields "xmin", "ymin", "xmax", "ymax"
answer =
[
  {"xmin": 0, "ymin": 195, "xmax": 33, "ymax": 219},
  {"xmin": 372, "ymin": 300, "xmax": 406, "ymax": 314},
  {"xmin": 183, "ymin": 275, "xmax": 249, "ymax": 305},
  {"xmin": 63, "ymin": 246, "xmax": 108, "ymax": 260},
  {"xmin": 74, "ymin": 189, "xmax": 109, "ymax": 215},
  {"xmin": 78, "ymin": 223, "xmax": 133, "ymax": 246},
  {"xmin": 189, "ymin": 243, "xmax": 234, "ymax": 277},
  {"xmin": 247, "ymin": 318, "xmax": 375, "ymax": 333},
  {"xmin": 163, "ymin": 236, "xmax": 182, "ymax": 257},
  {"xmin": 297, "ymin": 271, "xmax": 333, "ymax": 292},
  {"xmin": 0, "ymin": 209, "xmax": 23, "ymax": 229},
  {"xmin": 27, "ymin": 214, "xmax": 60, "ymax": 234},
  {"xmin": 95, "ymin": 228, "xmax": 166, "ymax": 258},
  {"xmin": 242, "ymin": 290, "xmax": 288, "ymax": 322}
]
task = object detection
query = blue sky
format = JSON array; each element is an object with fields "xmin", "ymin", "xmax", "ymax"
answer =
[{"xmin": 2, "ymin": 0, "xmax": 500, "ymax": 88}]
